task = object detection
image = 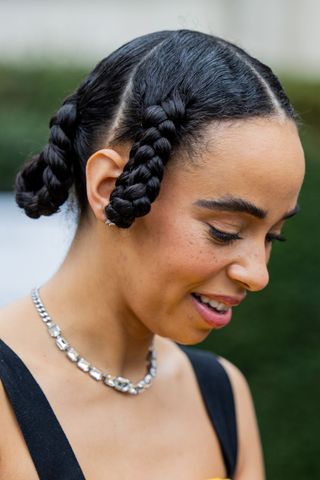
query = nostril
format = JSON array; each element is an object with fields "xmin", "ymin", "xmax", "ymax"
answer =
[
  {"xmin": 239, "ymin": 280, "xmax": 251, "ymax": 290},
  {"xmin": 227, "ymin": 261, "xmax": 269, "ymax": 292}
]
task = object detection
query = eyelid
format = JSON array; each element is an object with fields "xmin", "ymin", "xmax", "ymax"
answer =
[
  {"xmin": 207, "ymin": 224, "xmax": 242, "ymax": 244},
  {"xmin": 266, "ymin": 232, "xmax": 287, "ymax": 243},
  {"xmin": 207, "ymin": 222, "xmax": 287, "ymax": 245}
]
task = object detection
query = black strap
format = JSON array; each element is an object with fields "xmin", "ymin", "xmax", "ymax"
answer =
[
  {"xmin": 179, "ymin": 346, "xmax": 238, "ymax": 478},
  {"xmin": 0, "ymin": 339, "xmax": 85, "ymax": 480}
]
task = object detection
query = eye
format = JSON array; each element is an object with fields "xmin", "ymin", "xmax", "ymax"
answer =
[
  {"xmin": 266, "ymin": 232, "xmax": 287, "ymax": 244},
  {"xmin": 208, "ymin": 224, "xmax": 242, "ymax": 245}
]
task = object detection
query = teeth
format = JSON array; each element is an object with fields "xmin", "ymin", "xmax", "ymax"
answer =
[
  {"xmin": 201, "ymin": 295, "xmax": 210, "ymax": 303},
  {"xmin": 198, "ymin": 294, "xmax": 229, "ymax": 312}
]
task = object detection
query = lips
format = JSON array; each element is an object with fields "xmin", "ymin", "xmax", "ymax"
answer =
[
  {"xmin": 194, "ymin": 292, "xmax": 245, "ymax": 307},
  {"xmin": 191, "ymin": 291, "xmax": 244, "ymax": 329},
  {"xmin": 192, "ymin": 293, "xmax": 229, "ymax": 312}
]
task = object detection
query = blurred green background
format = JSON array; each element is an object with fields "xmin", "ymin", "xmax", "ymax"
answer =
[{"xmin": 0, "ymin": 63, "xmax": 319, "ymax": 477}]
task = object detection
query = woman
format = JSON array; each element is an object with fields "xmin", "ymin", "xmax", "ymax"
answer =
[{"xmin": 0, "ymin": 30, "xmax": 305, "ymax": 479}]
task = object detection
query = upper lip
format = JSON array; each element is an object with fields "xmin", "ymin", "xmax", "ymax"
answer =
[{"xmin": 193, "ymin": 292, "xmax": 246, "ymax": 307}]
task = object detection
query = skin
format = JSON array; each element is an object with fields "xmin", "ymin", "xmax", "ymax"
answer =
[{"xmin": 0, "ymin": 117, "xmax": 305, "ymax": 479}]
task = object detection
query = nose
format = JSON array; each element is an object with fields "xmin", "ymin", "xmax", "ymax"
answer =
[{"xmin": 227, "ymin": 248, "xmax": 270, "ymax": 292}]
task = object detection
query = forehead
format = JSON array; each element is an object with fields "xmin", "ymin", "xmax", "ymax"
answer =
[{"xmin": 176, "ymin": 117, "xmax": 305, "ymax": 212}]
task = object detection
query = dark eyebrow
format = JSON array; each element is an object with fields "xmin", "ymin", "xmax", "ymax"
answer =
[
  {"xmin": 194, "ymin": 196, "xmax": 300, "ymax": 221},
  {"xmin": 194, "ymin": 196, "xmax": 267, "ymax": 219}
]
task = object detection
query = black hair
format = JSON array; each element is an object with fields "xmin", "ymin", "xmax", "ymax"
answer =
[{"xmin": 15, "ymin": 30, "xmax": 296, "ymax": 228}]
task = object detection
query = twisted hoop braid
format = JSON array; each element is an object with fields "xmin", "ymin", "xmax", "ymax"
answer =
[
  {"xmin": 106, "ymin": 94, "xmax": 186, "ymax": 228},
  {"xmin": 15, "ymin": 100, "xmax": 77, "ymax": 218}
]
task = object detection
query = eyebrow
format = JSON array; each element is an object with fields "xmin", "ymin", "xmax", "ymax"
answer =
[{"xmin": 194, "ymin": 196, "xmax": 300, "ymax": 220}]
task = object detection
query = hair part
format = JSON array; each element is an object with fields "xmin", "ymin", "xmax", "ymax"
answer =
[{"xmin": 15, "ymin": 30, "xmax": 297, "ymax": 226}]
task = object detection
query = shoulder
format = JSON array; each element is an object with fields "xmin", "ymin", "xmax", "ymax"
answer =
[
  {"xmin": 0, "ymin": 296, "xmax": 31, "ymax": 418},
  {"xmin": 216, "ymin": 355, "xmax": 258, "ymax": 428},
  {"xmin": 217, "ymin": 355, "xmax": 266, "ymax": 480},
  {"xmin": 0, "ymin": 295, "xmax": 33, "ymax": 344},
  {"xmin": 217, "ymin": 355, "xmax": 252, "ymax": 402},
  {"xmin": 178, "ymin": 347, "xmax": 265, "ymax": 478},
  {"xmin": 0, "ymin": 337, "xmax": 18, "ymax": 474},
  {"xmin": 0, "ymin": 297, "xmax": 27, "ymax": 398},
  {"xmin": 0, "ymin": 297, "xmax": 38, "ymax": 473}
]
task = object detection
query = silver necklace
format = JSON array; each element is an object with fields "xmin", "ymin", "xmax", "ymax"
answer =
[{"xmin": 31, "ymin": 287, "xmax": 157, "ymax": 395}]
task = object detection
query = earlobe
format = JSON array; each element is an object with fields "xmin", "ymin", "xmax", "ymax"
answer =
[{"xmin": 86, "ymin": 148, "xmax": 128, "ymax": 222}]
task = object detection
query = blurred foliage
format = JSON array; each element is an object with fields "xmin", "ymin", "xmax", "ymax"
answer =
[
  {"xmin": 0, "ymin": 65, "xmax": 319, "ymax": 478},
  {"xmin": 284, "ymin": 78, "xmax": 320, "ymax": 133},
  {"xmin": 0, "ymin": 64, "xmax": 88, "ymax": 190}
]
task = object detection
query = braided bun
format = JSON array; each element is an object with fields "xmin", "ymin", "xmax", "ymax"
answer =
[
  {"xmin": 15, "ymin": 101, "xmax": 77, "ymax": 218},
  {"xmin": 106, "ymin": 94, "xmax": 186, "ymax": 228}
]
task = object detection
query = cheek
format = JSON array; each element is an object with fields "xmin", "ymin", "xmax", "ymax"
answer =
[
  {"xmin": 115, "ymin": 218, "xmax": 231, "ymax": 340},
  {"xmin": 130, "ymin": 220, "xmax": 225, "ymax": 304}
]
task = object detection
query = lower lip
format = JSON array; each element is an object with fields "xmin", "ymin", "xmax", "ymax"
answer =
[{"xmin": 191, "ymin": 295, "xmax": 232, "ymax": 329}]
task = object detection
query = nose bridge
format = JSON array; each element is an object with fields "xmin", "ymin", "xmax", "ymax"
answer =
[{"xmin": 230, "ymin": 242, "xmax": 270, "ymax": 292}]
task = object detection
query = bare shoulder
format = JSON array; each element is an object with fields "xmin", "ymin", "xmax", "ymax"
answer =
[
  {"xmin": 0, "ymin": 377, "xmax": 8, "ymax": 471},
  {"xmin": 0, "ymin": 295, "xmax": 32, "ymax": 340},
  {"xmin": 217, "ymin": 356, "xmax": 266, "ymax": 480},
  {"xmin": 0, "ymin": 344, "xmax": 35, "ymax": 479},
  {"xmin": 0, "ymin": 296, "xmax": 31, "ymax": 416},
  {"xmin": 0, "ymin": 296, "xmax": 36, "ymax": 472},
  {"xmin": 0, "ymin": 301, "xmax": 19, "ymax": 473},
  {"xmin": 0, "ymin": 376, "xmax": 12, "ymax": 439},
  {"xmin": 217, "ymin": 356, "xmax": 252, "ymax": 400},
  {"xmin": 0, "ymin": 296, "xmax": 30, "ymax": 402}
]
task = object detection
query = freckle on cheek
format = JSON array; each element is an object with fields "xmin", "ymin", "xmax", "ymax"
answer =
[{"xmin": 118, "ymin": 254, "xmax": 128, "ymax": 265}]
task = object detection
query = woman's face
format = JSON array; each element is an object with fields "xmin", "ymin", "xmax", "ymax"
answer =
[{"xmin": 114, "ymin": 117, "xmax": 305, "ymax": 344}]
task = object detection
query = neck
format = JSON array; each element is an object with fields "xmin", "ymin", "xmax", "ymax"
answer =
[{"xmin": 38, "ymin": 219, "xmax": 154, "ymax": 380}]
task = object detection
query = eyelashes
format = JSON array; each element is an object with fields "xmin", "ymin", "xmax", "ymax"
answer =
[
  {"xmin": 265, "ymin": 233, "xmax": 287, "ymax": 243},
  {"xmin": 208, "ymin": 225, "xmax": 287, "ymax": 246},
  {"xmin": 208, "ymin": 225, "xmax": 242, "ymax": 244}
]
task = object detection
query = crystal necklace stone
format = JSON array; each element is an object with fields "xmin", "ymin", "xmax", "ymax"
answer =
[
  {"xmin": 48, "ymin": 323, "xmax": 61, "ymax": 338},
  {"xmin": 31, "ymin": 287, "xmax": 157, "ymax": 395},
  {"xmin": 89, "ymin": 367, "xmax": 103, "ymax": 381},
  {"xmin": 114, "ymin": 376, "xmax": 131, "ymax": 393},
  {"xmin": 67, "ymin": 347, "xmax": 79, "ymax": 362},
  {"xmin": 77, "ymin": 357, "xmax": 90, "ymax": 372},
  {"xmin": 56, "ymin": 336, "xmax": 69, "ymax": 351}
]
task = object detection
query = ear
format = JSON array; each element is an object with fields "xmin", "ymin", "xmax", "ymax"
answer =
[{"xmin": 86, "ymin": 148, "xmax": 128, "ymax": 222}]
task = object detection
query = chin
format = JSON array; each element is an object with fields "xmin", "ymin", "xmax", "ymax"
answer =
[{"xmin": 162, "ymin": 326, "xmax": 213, "ymax": 346}]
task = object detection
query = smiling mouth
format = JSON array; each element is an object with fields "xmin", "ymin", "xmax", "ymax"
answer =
[{"xmin": 191, "ymin": 293, "xmax": 229, "ymax": 314}]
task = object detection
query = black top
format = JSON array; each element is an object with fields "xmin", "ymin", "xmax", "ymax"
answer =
[{"xmin": 0, "ymin": 339, "xmax": 237, "ymax": 479}]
